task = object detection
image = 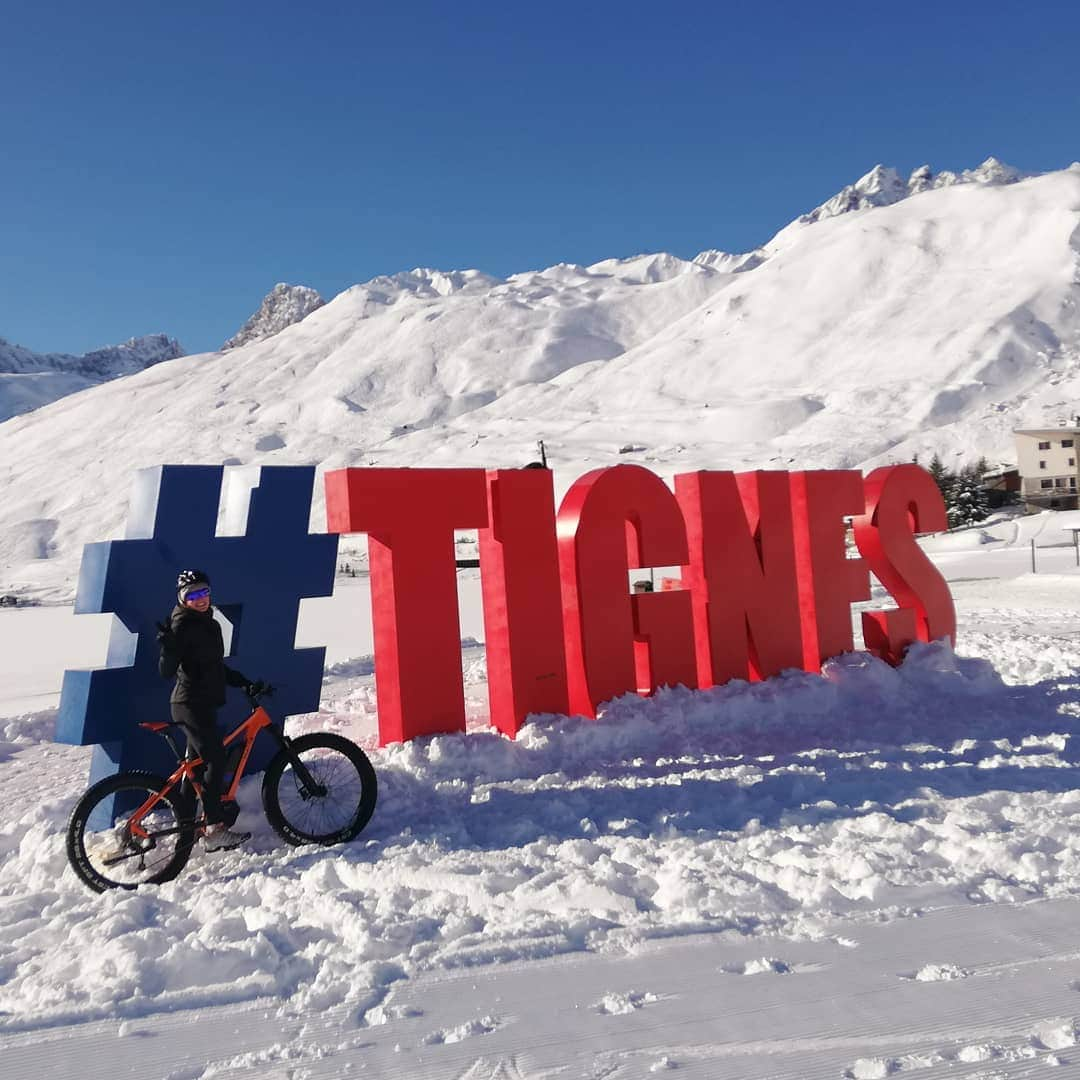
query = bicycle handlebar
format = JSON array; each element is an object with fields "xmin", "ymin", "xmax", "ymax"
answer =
[{"xmin": 245, "ymin": 681, "xmax": 276, "ymax": 703}]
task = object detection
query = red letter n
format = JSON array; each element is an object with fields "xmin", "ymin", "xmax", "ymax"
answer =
[{"xmin": 676, "ymin": 470, "xmax": 804, "ymax": 686}]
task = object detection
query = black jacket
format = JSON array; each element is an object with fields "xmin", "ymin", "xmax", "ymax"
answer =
[{"xmin": 159, "ymin": 604, "xmax": 249, "ymax": 707}]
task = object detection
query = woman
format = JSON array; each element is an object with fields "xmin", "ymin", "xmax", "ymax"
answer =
[{"xmin": 158, "ymin": 569, "xmax": 257, "ymax": 851}]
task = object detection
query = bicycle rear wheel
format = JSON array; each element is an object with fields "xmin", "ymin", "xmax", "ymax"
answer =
[
  {"xmin": 66, "ymin": 771, "xmax": 197, "ymax": 892},
  {"xmin": 262, "ymin": 732, "xmax": 377, "ymax": 846}
]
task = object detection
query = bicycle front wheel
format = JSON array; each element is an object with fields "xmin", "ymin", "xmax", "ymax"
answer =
[
  {"xmin": 262, "ymin": 732, "xmax": 377, "ymax": 846},
  {"xmin": 66, "ymin": 771, "xmax": 197, "ymax": 892}
]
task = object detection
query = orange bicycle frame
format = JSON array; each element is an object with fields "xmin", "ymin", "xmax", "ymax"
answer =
[{"xmin": 128, "ymin": 706, "xmax": 274, "ymax": 837}]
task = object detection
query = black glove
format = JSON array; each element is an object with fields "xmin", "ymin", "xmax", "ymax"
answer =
[
  {"xmin": 157, "ymin": 620, "xmax": 180, "ymax": 679},
  {"xmin": 245, "ymin": 679, "xmax": 274, "ymax": 697}
]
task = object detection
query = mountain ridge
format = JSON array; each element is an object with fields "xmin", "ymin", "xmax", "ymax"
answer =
[
  {"xmin": 0, "ymin": 334, "xmax": 184, "ymax": 425},
  {"xmin": 0, "ymin": 333, "xmax": 183, "ymax": 378},
  {"xmin": 3, "ymin": 160, "xmax": 1079, "ymax": 602}
]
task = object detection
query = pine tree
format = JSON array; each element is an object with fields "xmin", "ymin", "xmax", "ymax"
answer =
[
  {"xmin": 927, "ymin": 453, "xmax": 948, "ymax": 495},
  {"xmin": 945, "ymin": 465, "xmax": 991, "ymax": 528},
  {"xmin": 925, "ymin": 453, "xmax": 992, "ymax": 529}
]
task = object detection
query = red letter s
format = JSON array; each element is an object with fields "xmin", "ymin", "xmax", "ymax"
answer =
[{"xmin": 853, "ymin": 464, "xmax": 955, "ymax": 664}]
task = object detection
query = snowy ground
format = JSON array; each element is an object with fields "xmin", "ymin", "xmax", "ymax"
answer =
[{"xmin": 5, "ymin": 527, "xmax": 1080, "ymax": 1077}]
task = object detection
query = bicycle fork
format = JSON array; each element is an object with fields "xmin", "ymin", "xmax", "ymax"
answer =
[{"xmin": 266, "ymin": 728, "xmax": 327, "ymax": 798}]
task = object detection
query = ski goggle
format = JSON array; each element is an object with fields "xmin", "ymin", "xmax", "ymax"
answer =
[{"xmin": 182, "ymin": 587, "xmax": 211, "ymax": 602}]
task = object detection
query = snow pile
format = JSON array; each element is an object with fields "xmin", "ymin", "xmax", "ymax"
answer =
[
  {"xmin": 846, "ymin": 1059, "xmax": 895, "ymax": 1080},
  {"xmin": 594, "ymin": 990, "xmax": 659, "ymax": 1015},
  {"xmin": 421, "ymin": 1015, "xmax": 503, "ymax": 1044},
  {"xmin": 222, "ymin": 284, "xmax": 325, "ymax": 350},
  {"xmin": 1033, "ymin": 1019, "xmax": 1079, "ymax": 1050},
  {"xmin": 0, "ymin": 710, "xmax": 55, "ymax": 751},
  {"xmin": 720, "ymin": 957, "xmax": 792, "ymax": 975},
  {"xmin": 907, "ymin": 962, "xmax": 969, "ymax": 981},
  {"xmin": 4, "ymin": 635, "xmax": 1080, "ymax": 1031}
]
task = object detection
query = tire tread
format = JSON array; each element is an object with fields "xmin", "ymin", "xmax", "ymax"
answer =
[
  {"xmin": 261, "ymin": 732, "xmax": 377, "ymax": 847},
  {"xmin": 66, "ymin": 770, "xmax": 196, "ymax": 892}
]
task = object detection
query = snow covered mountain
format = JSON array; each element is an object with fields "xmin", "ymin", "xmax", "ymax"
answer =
[
  {"xmin": 222, "ymin": 283, "xmax": 325, "ymax": 350},
  {"xmin": 798, "ymin": 156, "xmax": 1025, "ymax": 225},
  {"xmin": 0, "ymin": 334, "xmax": 183, "ymax": 425},
  {"xmin": 0, "ymin": 334, "xmax": 182, "ymax": 379},
  {"xmin": 2, "ymin": 159, "xmax": 1079, "ymax": 600}
]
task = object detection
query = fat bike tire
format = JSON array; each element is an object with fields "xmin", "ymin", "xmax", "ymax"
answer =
[
  {"xmin": 66, "ymin": 770, "xmax": 197, "ymax": 892},
  {"xmin": 262, "ymin": 732, "xmax": 377, "ymax": 846}
]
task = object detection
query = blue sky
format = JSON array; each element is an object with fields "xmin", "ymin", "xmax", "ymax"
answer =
[{"xmin": 2, "ymin": 0, "xmax": 1078, "ymax": 356}]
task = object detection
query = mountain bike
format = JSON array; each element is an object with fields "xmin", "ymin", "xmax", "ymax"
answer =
[{"xmin": 66, "ymin": 685, "xmax": 378, "ymax": 892}]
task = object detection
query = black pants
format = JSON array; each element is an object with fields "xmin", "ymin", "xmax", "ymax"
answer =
[{"xmin": 171, "ymin": 702, "xmax": 235, "ymax": 826}]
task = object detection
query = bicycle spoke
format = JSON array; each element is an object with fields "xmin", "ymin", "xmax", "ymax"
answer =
[
  {"xmin": 279, "ymin": 748, "xmax": 365, "ymax": 837},
  {"xmin": 73, "ymin": 779, "xmax": 193, "ymax": 890},
  {"xmin": 263, "ymin": 733, "xmax": 376, "ymax": 849}
]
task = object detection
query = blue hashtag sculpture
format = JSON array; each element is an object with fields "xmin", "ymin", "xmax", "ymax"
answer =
[{"xmin": 57, "ymin": 465, "xmax": 338, "ymax": 790}]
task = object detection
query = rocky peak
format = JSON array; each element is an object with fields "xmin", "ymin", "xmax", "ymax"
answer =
[
  {"xmin": 800, "ymin": 157, "xmax": 1027, "ymax": 226},
  {"xmin": 965, "ymin": 156, "xmax": 1023, "ymax": 185},
  {"xmin": 800, "ymin": 165, "xmax": 909, "ymax": 225},
  {"xmin": 222, "ymin": 283, "xmax": 325, "ymax": 351}
]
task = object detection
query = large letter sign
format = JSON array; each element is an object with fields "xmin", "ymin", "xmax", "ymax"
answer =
[
  {"xmin": 676, "ymin": 470, "xmax": 803, "ymax": 686},
  {"xmin": 790, "ymin": 470, "xmax": 873, "ymax": 671},
  {"xmin": 854, "ymin": 464, "xmax": 956, "ymax": 663},
  {"xmin": 478, "ymin": 468, "xmax": 569, "ymax": 738},
  {"xmin": 557, "ymin": 465, "xmax": 695, "ymax": 717},
  {"xmin": 57, "ymin": 465, "xmax": 337, "ymax": 786},
  {"xmin": 60, "ymin": 461, "xmax": 955, "ymax": 776},
  {"xmin": 324, "ymin": 467, "xmax": 489, "ymax": 743}
]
